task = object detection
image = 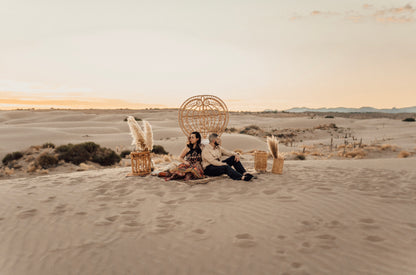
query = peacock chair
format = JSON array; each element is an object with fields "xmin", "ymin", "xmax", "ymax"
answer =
[{"xmin": 178, "ymin": 95, "xmax": 229, "ymax": 139}]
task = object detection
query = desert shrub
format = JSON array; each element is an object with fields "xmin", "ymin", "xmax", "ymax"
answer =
[
  {"xmin": 325, "ymin": 115, "xmax": 334, "ymax": 119},
  {"xmin": 124, "ymin": 116, "xmax": 142, "ymax": 121},
  {"xmin": 92, "ymin": 148, "xmax": 121, "ymax": 166},
  {"xmin": 2, "ymin": 152, "xmax": 23, "ymax": 165},
  {"xmin": 57, "ymin": 144, "xmax": 91, "ymax": 165},
  {"xmin": 402, "ymin": 118, "xmax": 415, "ymax": 122},
  {"xmin": 294, "ymin": 154, "xmax": 306, "ymax": 160},
  {"xmin": 240, "ymin": 125, "xmax": 262, "ymax": 135},
  {"xmin": 42, "ymin": 142, "xmax": 55, "ymax": 149},
  {"xmin": 120, "ymin": 150, "xmax": 131, "ymax": 158},
  {"xmin": 79, "ymin": 142, "xmax": 100, "ymax": 154},
  {"xmin": 55, "ymin": 142, "xmax": 119, "ymax": 166},
  {"xmin": 152, "ymin": 145, "xmax": 169, "ymax": 155},
  {"xmin": 37, "ymin": 153, "xmax": 59, "ymax": 169},
  {"xmin": 55, "ymin": 144, "xmax": 73, "ymax": 153},
  {"xmin": 398, "ymin": 151, "xmax": 410, "ymax": 158}
]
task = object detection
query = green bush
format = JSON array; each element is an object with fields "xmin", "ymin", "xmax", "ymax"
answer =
[
  {"xmin": 402, "ymin": 117, "xmax": 415, "ymax": 122},
  {"xmin": 37, "ymin": 153, "xmax": 59, "ymax": 169},
  {"xmin": 124, "ymin": 116, "xmax": 142, "ymax": 121},
  {"xmin": 120, "ymin": 150, "xmax": 131, "ymax": 158},
  {"xmin": 2, "ymin": 151, "xmax": 23, "ymax": 165},
  {"xmin": 152, "ymin": 145, "xmax": 168, "ymax": 155},
  {"xmin": 42, "ymin": 142, "xmax": 55, "ymax": 149},
  {"xmin": 325, "ymin": 115, "xmax": 334, "ymax": 119},
  {"xmin": 92, "ymin": 148, "xmax": 121, "ymax": 166}
]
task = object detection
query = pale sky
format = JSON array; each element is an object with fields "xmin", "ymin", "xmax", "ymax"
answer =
[{"xmin": 1, "ymin": 0, "xmax": 415, "ymax": 111}]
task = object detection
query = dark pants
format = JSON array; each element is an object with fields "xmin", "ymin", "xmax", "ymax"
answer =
[{"xmin": 204, "ymin": 156, "xmax": 246, "ymax": 180}]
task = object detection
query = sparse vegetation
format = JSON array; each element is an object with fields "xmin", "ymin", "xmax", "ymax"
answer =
[
  {"xmin": 325, "ymin": 115, "xmax": 334, "ymax": 119},
  {"xmin": 42, "ymin": 142, "xmax": 55, "ymax": 149},
  {"xmin": 398, "ymin": 151, "xmax": 410, "ymax": 158},
  {"xmin": 120, "ymin": 150, "xmax": 131, "ymax": 158},
  {"xmin": 152, "ymin": 145, "xmax": 169, "ymax": 155},
  {"xmin": 92, "ymin": 148, "xmax": 121, "ymax": 166},
  {"xmin": 37, "ymin": 153, "xmax": 59, "ymax": 169},
  {"xmin": 55, "ymin": 142, "xmax": 120, "ymax": 166},
  {"xmin": 402, "ymin": 118, "xmax": 415, "ymax": 122},
  {"xmin": 124, "ymin": 116, "xmax": 142, "ymax": 121},
  {"xmin": 294, "ymin": 154, "xmax": 306, "ymax": 160},
  {"xmin": 2, "ymin": 152, "xmax": 23, "ymax": 166}
]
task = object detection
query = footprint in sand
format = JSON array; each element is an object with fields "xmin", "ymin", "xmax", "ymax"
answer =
[
  {"xmin": 120, "ymin": 210, "xmax": 140, "ymax": 215},
  {"xmin": 233, "ymin": 233, "xmax": 256, "ymax": 248},
  {"xmin": 94, "ymin": 215, "xmax": 119, "ymax": 226},
  {"xmin": 262, "ymin": 189, "xmax": 278, "ymax": 195},
  {"xmin": 359, "ymin": 218, "xmax": 380, "ymax": 230},
  {"xmin": 41, "ymin": 196, "xmax": 56, "ymax": 203},
  {"xmin": 17, "ymin": 209, "xmax": 37, "ymax": 219},
  {"xmin": 365, "ymin": 235, "xmax": 385, "ymax": 242},
  {"xmin": 315, "ymin": 234, "xmax": 337, "ymax": 249},
  {"xmin": 406, "ymin": 223, "xmax": 416, "ymax": 229},
  {"xmin": 189, "ymin": 228, "xmax": 210, "ymax": 240},
  {"xmin": 75, "ymin": 212, "xmax": 87, "ymax": 216},
  {"xmin": 315, "ymin": 234, "xmax": 336, "ymax": 241},
  {"xmin": 51, "ymin": 204, "xmax": 67, "ymax": 215},
  {"xmin": 119, "ymin": 220, "xmax": 142, "ymax": 232},
  {"xmin": 291, "ymin": 262, "xmax": 303, "ymax": 269},
  {"xmin": 274, "ymin": 249, "xmax": 287, "ymax": 258},
  {"xmin": 105, "ymin": 215, "xmax": 119, "ymax": 222}
]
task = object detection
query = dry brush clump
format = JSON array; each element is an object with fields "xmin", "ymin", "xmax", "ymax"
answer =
[
  {"xmin": 397, "ymin": 151, "xmax": 411, "ymax": 158},
  {"xmin": 37, "ymin": 153, "xmax": 59, "ymax": 169}
]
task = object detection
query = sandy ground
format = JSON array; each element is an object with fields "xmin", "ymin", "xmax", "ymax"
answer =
[{"xmin": 1, "ymin": 109, "xmax": 416, "ymax": 275}]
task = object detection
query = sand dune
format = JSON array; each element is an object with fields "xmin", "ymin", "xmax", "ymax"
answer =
[
  {"xmin": 0, "ymin": 158, "xmax": 415, "ymax": 274},
  {"xmin": 1, "ymin": 109, "xmax": 416, "ymax": 274}
]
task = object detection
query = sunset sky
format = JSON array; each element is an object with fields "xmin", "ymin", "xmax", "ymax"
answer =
[{"xmin": 1, "ymin": 0, "xmax": 415, "ymax": 111}]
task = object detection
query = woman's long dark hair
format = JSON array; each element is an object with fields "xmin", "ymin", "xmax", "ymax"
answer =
[{"xmin": 187, "ymin": 131, "xmax": 201, "ymax": 150}]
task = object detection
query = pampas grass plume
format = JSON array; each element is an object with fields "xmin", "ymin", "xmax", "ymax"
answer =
[
  {"xmin": 144, "ymin": 120, "xmax": 154, "ymax": 152},
  {"xmin": 267, "ymin": 135, "xmax": 279, "ymax": 159},
  {"xmin": 127, "ymin": 116, "xmax": 146, "ymax": 151}
]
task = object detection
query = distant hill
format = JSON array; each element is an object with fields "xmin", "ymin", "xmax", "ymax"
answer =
[{"xmin": 285, "ymin": 106, "xmax": 416, "ymax": 113}]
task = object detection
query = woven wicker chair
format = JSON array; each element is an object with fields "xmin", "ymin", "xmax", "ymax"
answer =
[{"xmin": 178, "ymin": 95, "xmax": 229, "ymax": 139}]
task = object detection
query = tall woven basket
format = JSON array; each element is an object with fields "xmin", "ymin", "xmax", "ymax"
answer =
[
  {"xmin": 128, "ymin": 151, "xmax": 151, "ymax": 176},
  {"xmin": 254, "ymin": 151, "xmax": 268, "ymax": 173},
  {"xmin": 271, "ymin": 157, "xmax": 284, "ymax": 174}
]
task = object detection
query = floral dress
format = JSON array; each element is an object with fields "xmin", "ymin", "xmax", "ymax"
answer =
[{"xmin": 168, "ymin": 147, "xmax": 204, "ymax": 180}]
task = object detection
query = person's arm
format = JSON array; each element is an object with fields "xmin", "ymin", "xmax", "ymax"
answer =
[
  {"xmin": 202, "ymin": 148, "xmax": 226, "ymax": 167},
  {"xmin": 220, "ymin": 146, "xmax": 238, "ymax": 157},
  {"xmin": 220, "ymin": 146, "xmax": 240, "ymax": 162},
  {"xmin": 179, "ymin": 147, "xmax": 190, "ymax": 165}
]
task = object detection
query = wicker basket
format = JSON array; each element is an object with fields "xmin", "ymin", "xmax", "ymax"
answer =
[
  {"xmin": 271, "ymin": 157, "xmax": 284, "ymax": 174},
  {"xmin": 128, "ymin": 151, "xmax": 151, "ymax": 176},
  {"xmin": 254, "ymin": 151, "xmax": 268, "ymax": 173}
]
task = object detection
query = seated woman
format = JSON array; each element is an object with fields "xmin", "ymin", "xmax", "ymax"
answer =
[{"xmin": 161, "ymin": 131, "xmax": 205, "ymax": 181}]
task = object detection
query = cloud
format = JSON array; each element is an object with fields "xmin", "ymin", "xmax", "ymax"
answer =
[{"xmin": 291, "ymin": 3, "xmax": 415, "ymax": 24}]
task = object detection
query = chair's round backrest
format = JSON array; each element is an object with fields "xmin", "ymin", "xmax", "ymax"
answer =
[{"xmin": 178, "ymin": 95, "xmax": 229, "ymax": 139}]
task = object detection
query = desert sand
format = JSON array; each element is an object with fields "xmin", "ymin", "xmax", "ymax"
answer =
[{"xmin": 1, "ymin": 109, "xmax": 416, "ymax": 275}]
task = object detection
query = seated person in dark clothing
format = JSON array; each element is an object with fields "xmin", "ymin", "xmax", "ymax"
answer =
[{"xmin": 201, "ymin": 133, "xmax": 253, "ymax": 181}]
